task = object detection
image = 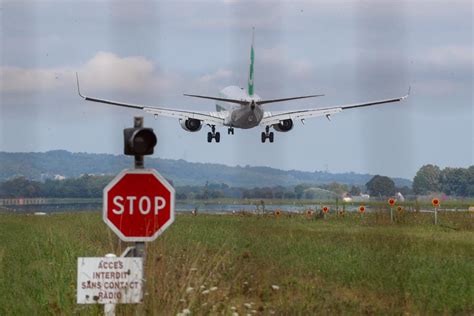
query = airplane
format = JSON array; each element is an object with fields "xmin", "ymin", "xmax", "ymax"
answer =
[{"xmin": 76, "ymin": 29, "xmax": 409, "ymax": 143}]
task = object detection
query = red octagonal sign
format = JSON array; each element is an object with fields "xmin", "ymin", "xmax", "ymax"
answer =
[{"xmin": 103, "ymin": 169, "xmax": 175, "ymax": 242}]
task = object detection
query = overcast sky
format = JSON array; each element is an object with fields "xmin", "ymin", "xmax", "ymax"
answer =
[{"xmin": 0, "ymin": 0, "xmax": 472, "ymax": 179}]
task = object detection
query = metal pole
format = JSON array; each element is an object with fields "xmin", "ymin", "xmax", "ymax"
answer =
[
  {"xmin": 434, "ymin": 207, "xmax": 438, "ymax": 225},
  {"xmin": 133, "ymin": 116, "xmax": 146, "ymax": 305},
  {"xmin": 134, "ymin": 117, "xmax": 144, "ymax": 170},
  {"xmin": 134, "ymin": 242, "xmax": 145, "ymax": 257},
  {"xmin": 390, "ymin": 207, "xmax": 393, "ymax": 223},
  {"xmin": 104, "ymin": 253, "xmax": 117, "ymax": 316}
]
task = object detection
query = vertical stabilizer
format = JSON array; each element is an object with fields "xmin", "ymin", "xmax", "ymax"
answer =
[{"xmin": 248, "ymin": 27, "xmax": 255, "ymax": 97}]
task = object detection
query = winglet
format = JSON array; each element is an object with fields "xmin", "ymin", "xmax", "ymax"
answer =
[
  {"xmin": 76, "ymin": 72, "xmax": 85, "ymax": 99},
  {"xmin": 401, "ymin": 85, "xmax": 411, "ymax": 100}
]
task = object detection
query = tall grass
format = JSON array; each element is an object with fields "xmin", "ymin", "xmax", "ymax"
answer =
[{"xmin": 0, "ymin": 212, "xmax": 473, "ymax": 315}]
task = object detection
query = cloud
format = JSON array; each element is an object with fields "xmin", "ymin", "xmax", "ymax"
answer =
[
  {"xmin": 414, "ymin": 79, "xmax": 461, "ymax": 96},
  {"xmin": 0, "ymin": 66, "xmax": 65, "ymax": 93},
  {"xmin": 0, "ymin": 52, "xmax": 179, "ymax": 95},
  {"xmin": 424, "ymin": 45, "xmax": 473, "ymax": 69},
  {"xmin": 259, "ymin": 46, "xmax": 314, "ymax": 80},
  {"xmin": 408, "ymin": 45, "xmax": 473, "ymax": 96},
  {"xmin": 0, "ymin": 51, "xmax": 238, "ymax": 99},
  {"xmin": 79, "ymin": 52, "xmax": 177, "ymax": 93},
  {"xmin": 197, "ymin": 68, "xmax": 233, "ymax": 84},
  {"xmin": 185, "ymin": 1, "xmax": 284, "ymax": 30}
]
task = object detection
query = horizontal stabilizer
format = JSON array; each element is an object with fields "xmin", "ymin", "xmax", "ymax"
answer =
[
  {"xmin": 258, "ymin": 94, "xmax": 324, "ymax": 105},
  {"xmin": 184, "ymin": 93, "xmax": 324, "ymax": 106},
  {"xmin": 184, "ymin": 94, "xmax": 247, "ymax": 105}
]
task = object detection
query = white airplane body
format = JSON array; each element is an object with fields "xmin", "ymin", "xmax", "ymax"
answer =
[{"xmin": 77, "ymin": 29, "xmax": 409, "ymax": 143}]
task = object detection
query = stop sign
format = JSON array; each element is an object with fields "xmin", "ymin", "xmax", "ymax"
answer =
[{"xmin": 103, "ymin": 169, "xmax": 175, "ymax": 242}]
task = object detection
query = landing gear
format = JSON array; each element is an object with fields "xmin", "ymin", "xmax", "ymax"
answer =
[
  {"xmin": 261, "ymin": 126, "xmax": 274, "ymax": 143},
  {"xmin": 207, "ymin": 125, "xmax": 220, "ymax": 143},
  {"xmin": 228, "ymin": 127, "xmax": 234, "ymax": 135}
]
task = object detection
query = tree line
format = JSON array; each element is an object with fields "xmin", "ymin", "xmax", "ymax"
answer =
[
  {"xmin": 0, "ymin": 164, "xmax": 472, "ymax": 199},
  {"xmin": 412, "ymin": 165, "xmax": 474, "ymax": 197},
  {"xmin": 0, "ymin": 175, "xmax": 114, "ymax": 198},
  {"xmin": 0, "ymin": 176, "xmax": 406, "ymax": 200}
]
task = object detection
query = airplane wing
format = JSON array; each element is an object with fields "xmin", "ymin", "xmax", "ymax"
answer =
[
  {"xmin": 260, "ymin": 91, "xmax": 409, "ymax": 126},
  {"xmin": 76, "ymin": 75, "xmax": 225, "ymax": 125}
]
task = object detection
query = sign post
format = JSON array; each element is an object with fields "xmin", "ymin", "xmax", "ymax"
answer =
[
  {"xmin": 322, "ymin": 206, "xmax": 329, "ymax": 219},
  {"xmin": 388, "ymin": 198, "xmax": 396, "ymax": 223},
  {"xmin": 432, "ymin": 198, "xmax": 440, "ymax": 225}
]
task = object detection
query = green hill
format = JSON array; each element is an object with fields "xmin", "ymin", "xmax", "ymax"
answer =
[{"xmin": 0, "ymin": 150, "xmax": 412, "ymax": 187}]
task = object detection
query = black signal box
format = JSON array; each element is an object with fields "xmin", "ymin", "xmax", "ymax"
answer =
[{"xmin": 123, "ymin": 127, "xmax": 157, "ymax": 156}]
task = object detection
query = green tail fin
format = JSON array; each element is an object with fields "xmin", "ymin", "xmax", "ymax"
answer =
[{"xmin": 248, "ymin": 28, "xmax": 255, "ymax": 96}]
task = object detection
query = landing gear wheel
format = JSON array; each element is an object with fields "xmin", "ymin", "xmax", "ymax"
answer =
[
  {"xmin": 228, "ymin": 127, "xmax": 234, "ymax": 135},
  {"xmin": 261, "ymin": 126, "xmax": 274, "ymax": 143},
  {"xmin": 207, "ymin": 125, "xmax": 220, "ymax": 143}
]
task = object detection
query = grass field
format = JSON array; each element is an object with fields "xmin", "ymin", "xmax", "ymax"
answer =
[
  {"xmin": 0, "ymin": 211, "xmax": 473, "ymax": 315},
  {"xmin": 183, "ymin": 198, "xmax": 474, "ymax": 209}
]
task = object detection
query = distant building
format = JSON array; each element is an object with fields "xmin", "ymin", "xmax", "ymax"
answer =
[
  {"xmin": 80, "ymin": 173, "xmax": 101, "ymax": 177},
  {"xmin": 343, "ymin": 193, "xmax": 370, "ymax": 202},
  {"xmin": 54, "ymin": 174, "xmax": 66, "ymax": 180},
  {"xmin": 352, "ymin": 194, "xmax": 370, "ymax": 202},
  {"xmin": 396, "ymin": 192, "xmax": 405, "ymax": 202}
]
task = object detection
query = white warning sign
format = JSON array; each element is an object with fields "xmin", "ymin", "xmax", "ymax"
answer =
[{"xmin": 77, "ymin": 257, "xmax": 143, "ymax": 304}]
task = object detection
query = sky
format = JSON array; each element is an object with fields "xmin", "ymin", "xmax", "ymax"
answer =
[{"xmin": 0, "ymin": 0, "xmax": 472, "ymax": 180}]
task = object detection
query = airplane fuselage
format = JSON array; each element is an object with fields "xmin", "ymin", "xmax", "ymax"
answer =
[
  {"xmin": 228, "ymin": 104, "xmax": 264, "ymax": 129},
  {"xmin": 217, "ymin": 85, "xmax": 263, "ymax": 129}
]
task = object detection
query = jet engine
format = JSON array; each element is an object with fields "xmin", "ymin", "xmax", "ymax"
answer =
[
  {"xmin": 273, "ymin": 119, "xmax": 293, "ymax": 132},
  {"xmin": 180, "ymin": 118, "xmax": 202, "ymax": 132}
]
